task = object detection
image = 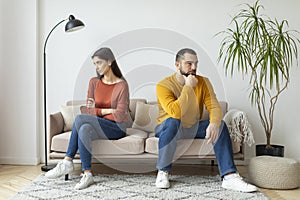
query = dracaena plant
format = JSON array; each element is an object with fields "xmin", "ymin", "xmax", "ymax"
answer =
[{"xmin": 217, "ymin": 0, "xmax": 299, "ymax": 147}]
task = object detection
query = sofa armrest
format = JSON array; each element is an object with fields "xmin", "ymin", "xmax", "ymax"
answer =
[{"xmin": 48, "ymin": 112, "xmax": 64, "ymax": 147}]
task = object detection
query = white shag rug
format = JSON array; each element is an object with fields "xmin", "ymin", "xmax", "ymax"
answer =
[{"xmin": 10, "ymin": 174, "xmax": 268, "ymax": 200}]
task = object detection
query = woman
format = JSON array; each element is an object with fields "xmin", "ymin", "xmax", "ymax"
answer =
[{"xmin": 45, "ymin": 47, "xmax": 129, "ymax": 190}]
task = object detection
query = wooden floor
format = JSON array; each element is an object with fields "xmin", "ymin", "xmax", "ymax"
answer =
[{"xmin": 0, "ymin": 163, "xmax": 299, "ymax": 200}]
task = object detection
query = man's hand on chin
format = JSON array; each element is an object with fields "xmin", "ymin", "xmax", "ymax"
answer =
[{"xmin": 183, "ymin": 74, "xmax": 198, "ymax": 88}]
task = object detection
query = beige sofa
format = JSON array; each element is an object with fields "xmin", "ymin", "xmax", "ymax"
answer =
[{"xmin": 48, "ymin": 99, "xmax": 245, "ymax": 168}]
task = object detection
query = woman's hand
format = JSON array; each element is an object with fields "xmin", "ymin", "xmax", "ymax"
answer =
[
  {"xmin": 80, "ymin": 106, "xmax": 88, "ymax": 114},
  {"xmin": 87, "ymin": 108, "xmax": 97, "ymax": 116},
  {"xmin": 101, "ymin": 108, "xmax": 115, "ymax": 115},
  {"xmin": 82, "ymin": 98, "xmax": 97, "ymax": 115},
  {"xmin": 86, "ymin": 98, "xmax": 95, "ymax": 108},
  {"xmin": 80, "ymin": 106, "xmax": 97, "ymax": 116},
  {"xmin": 81, "ymin": 107, "xmax": 115, "ymax": 116}
]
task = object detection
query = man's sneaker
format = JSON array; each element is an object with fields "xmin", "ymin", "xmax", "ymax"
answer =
[
  {"xmin": 75, "ymin": 173, "xmax": 94, "ymax": 190},
  {"xmin": 155, "ymin": 170, "xmax": 170, "ymax": 189},
  {"xmin": 222, "ymin": 173, "xmax": 258, "ymax": 193},
  {"xmin": 45, "ymin": 160, "xmax": 74, "ymax": 179}
]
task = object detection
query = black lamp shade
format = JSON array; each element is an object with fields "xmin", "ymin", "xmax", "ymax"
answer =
[{"xmin": 65, "ymin": 15, "xmax": 85, "ymax": 32}]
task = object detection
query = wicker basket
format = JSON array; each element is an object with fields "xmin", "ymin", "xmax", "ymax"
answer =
[{"xmin": 248, "ymin": 156, "xmax": 300, "ymax": 189}]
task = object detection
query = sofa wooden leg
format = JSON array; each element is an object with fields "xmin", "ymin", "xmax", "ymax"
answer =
[
  {"xmin": 211, "ymin": 160, "xmax": 214, "ymax": 166},
  {"xmin": 65, "ymin": 174, "xmax": 69, "ymax": 181}
]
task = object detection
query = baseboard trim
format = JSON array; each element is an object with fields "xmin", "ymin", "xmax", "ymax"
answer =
[{"xmin": 0, "ymin": 156, "xmax": 40, "ymax": 165}]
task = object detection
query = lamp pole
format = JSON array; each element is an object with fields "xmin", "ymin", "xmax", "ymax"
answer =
[{"xmin": 41, "ymin": 15, "xmax": 84, "ymax": 172}]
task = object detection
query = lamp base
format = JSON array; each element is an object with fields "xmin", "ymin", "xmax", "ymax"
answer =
[{"xmin": 41, "ymin": 164, "xmax": 56, "ymax": 172}]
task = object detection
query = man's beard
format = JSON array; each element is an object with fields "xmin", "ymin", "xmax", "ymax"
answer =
[{"xmin": 180, "ymin": 69, "xmax": 196, "ymax": 77}]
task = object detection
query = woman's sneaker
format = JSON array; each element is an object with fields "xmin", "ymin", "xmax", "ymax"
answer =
[
  {"xmin": 75, "ymin": 173, "xmax": 94, "ymax": 190},
  {"xmin": 222, "ymin": 173, "xmax": 257, "ymax": 193},
  {"xmin": 155, "ymin": 170, "xmax": 170, "ymax": 189},
  {"xmin": 45, "ymin": 160, "xmax": 74, "ymax": 179}
]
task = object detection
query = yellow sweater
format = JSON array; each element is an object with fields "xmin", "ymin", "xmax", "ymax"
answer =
[{"xmin": 156, "ymin": 74, "xmax": 223, "ymax": 128}]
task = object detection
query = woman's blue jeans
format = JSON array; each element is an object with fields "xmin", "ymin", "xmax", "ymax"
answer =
[
  {"xmin": 65, "ymin": 114, "xmax": 126, "ymax": 171},
  {"xmin": 155, "ymin": 118, "xmax": 237, "ymax": 177}
]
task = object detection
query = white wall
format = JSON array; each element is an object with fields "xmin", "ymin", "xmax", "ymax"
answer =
[
  {"xmin": 0, "ymin": 0, "xmax": 39, "ymax": 164},
  {"xmin": 0, "ymin": 0, "xmax": 299, "ymax": 165}
]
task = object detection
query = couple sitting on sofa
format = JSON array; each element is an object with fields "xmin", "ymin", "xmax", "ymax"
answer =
[{"xmin": 45, "ymin": 47, "xmax": 257, "ymax": 192}]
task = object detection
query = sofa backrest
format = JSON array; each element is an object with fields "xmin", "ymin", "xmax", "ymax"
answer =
[
  {"xmin": 65, "ymin": 99, "xmax": 228, "ymax": 132},
  {"xmin": 66, "ymin": 99, "xmax": 228, "ymax": 120},
  {"xmin": 66, "ymin": 100, "xmax": 86, "ymax": 106},
  {"xmin": 201, "ymin": 101, "xmax": 228, "ymax": 120},
  {"xmin": 128, "ymin": 99, "xmax": 147, "ymax": 121},
  {"xmin": 128, "ymin": 99, "xmax": 228, "ymax": 120}
]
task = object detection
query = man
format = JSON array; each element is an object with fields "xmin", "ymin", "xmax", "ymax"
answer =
[{"xmin": 155, "ymin": 48, "xmax": 257, "ymax": 192}]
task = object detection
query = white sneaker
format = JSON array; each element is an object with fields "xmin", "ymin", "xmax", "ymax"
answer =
[
  {"xmin": 222, "ymin": 173, "xmax": 258, "ymax": 193},
  {"xmin": 45, "ymin": 160, "xmax": 74, "ymax": 179},
  {"xmin": 75, "ymin": 173, "xmax": 94, "ymax": 190},
  {"xmin": 156, "ymin": 170, "xmax": 170, "ymax": 189}
]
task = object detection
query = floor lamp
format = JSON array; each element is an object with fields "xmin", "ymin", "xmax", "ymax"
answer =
[{"xmin": 41, "ymin": 15, "xmax": 85, "ymax": 172}]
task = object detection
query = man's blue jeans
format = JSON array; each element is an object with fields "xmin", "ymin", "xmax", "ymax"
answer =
[
  {"xmin": 65, "ymin": 114, "xmax": 126, "ymax": 171},
  {"xmin": 155, "ymin": 118, "xmax": 237, "ymax": 177}
]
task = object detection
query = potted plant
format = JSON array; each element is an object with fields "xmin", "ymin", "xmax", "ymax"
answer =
[{"xmin": 217, "ymin": 0, "xmax": 299, "ymax": 156}]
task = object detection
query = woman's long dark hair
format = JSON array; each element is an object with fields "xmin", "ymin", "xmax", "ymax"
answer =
[{"xmin": 91, "ymin": 47, "xmax": 124, "ymax": 80}]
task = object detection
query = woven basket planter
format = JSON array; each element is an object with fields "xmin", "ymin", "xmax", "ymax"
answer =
[{"xmin": 248, "ymin": 156, "xmax": 300, "ymax": 189}]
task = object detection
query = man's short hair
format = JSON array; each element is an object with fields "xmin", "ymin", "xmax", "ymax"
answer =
[{"xmin": 175, "ymin": 48, "xmax": 197, "ymax": 62}]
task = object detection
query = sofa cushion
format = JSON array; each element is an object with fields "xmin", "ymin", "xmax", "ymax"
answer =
[
  {"xmin": 145, "ymin": 136, "xmax": 240, "ymax": 156},
  {"xmin": 129, "ymin": 99, "xmax": 147, "ymax": 121},
  {"xmin": 145, "ymin": 137, "xmax": 214, "ymax": 156},
  {"xmin": 126, "ymin": 128, "xmax": 148, "ymax": 139},
  {"xmin": 132, "ymin": 102, "xmax": 158, "ymax": 132},
  {"xmin": 92, "ymin": 136, "xmax": 144, "ymax": 155},
  {"xmin": 59, "ymin": 105, "xmax": 81, "ymax": 131},
  {"xmin": 50, "ymin": 131, "xmax": 72, "ymax": 152},
  {"xmin": 51, "ymin": 130, "xmax": 146, "ymax": 155}
]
